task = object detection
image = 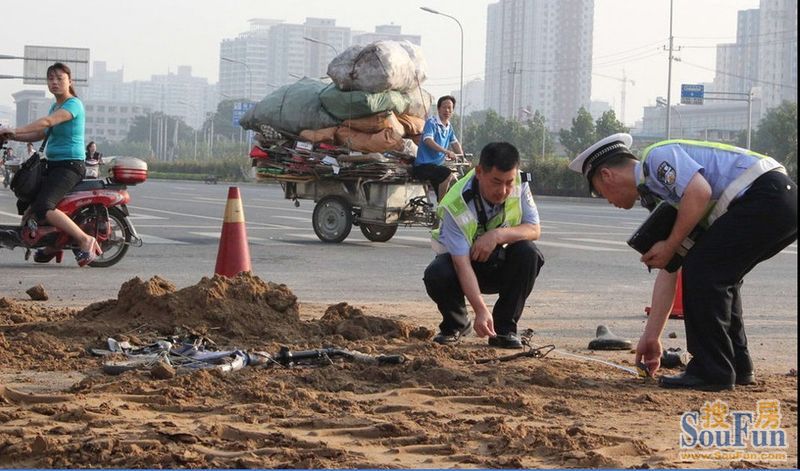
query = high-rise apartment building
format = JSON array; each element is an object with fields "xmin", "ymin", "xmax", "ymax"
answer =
[
  {"xmin": 12, "ymin": 90, "xmax": 51, "ymax": 130},
  {"xmin": 219, "ymin": 18, "xmax": 351, "ymax": 102},
  {"xmin": 219, "ymin": 19, "xmax": 281, "ymax": 102},
  {"xmin": 451, "ymin": 78, "xmax": 485, "ymax": 116},
  {"xmin": 712, "ymin": 1, "xmax": 796, "ymax": 118},
  {"xmin": 269, "ymin": 18, "xmax": 351, "ymax": 87},
  {"xmin": 756, "ymin": 0, "xmax": 797, "ymax": 112},
  {"xmin": 484, "ymin": 0, "xmax": 594, "ymax": 131},
  {"xmin": 352, "ymin": 25, "xmax": 421, "ymax": 47},
  {"xmin": 713, "ymin": 9, "xmax": 759, "ymax": 96},
  {"xmin": 85, "ymin": 62, "xmax": 216, "ymax": 130}
]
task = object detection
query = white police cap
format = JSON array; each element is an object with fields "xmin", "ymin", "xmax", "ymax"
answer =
[{"xmin": 568, "ymin": 133, "xmax": 634, "ymax": 177}]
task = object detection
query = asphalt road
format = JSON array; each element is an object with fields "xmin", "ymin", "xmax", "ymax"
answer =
[{"xmin": 0, "ymin": 179, "xmax": 797, "ymax": 362}]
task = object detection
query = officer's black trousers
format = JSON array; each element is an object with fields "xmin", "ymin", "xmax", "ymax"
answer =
[
  {"xmin": 423, "ymin": 240, "xmax": 544, "ymax": 336},
  {"xmin": 682, "ymin": 170, "xmax": 797, "ymax": 384}
]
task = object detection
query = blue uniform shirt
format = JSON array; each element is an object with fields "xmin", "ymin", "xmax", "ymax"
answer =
[
  {"xmin": 439, "ymin": 178, "xmax": 540, "ymax": 256},
  {"xmin": 415, "ymin": 115, "xmax": 458, "ymax": 166},
  {"xmin": 638, "ymin": 142, "xmax": 765, "ymax": 205},
  {"xmin": 46, "ymin": 97, "xmax": 85, "ymax": 161}
]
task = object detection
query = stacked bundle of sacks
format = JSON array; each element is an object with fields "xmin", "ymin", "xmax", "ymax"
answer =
[{"xmin": 239, "ymin": 40, "xmax": 433, "ymax": 155}]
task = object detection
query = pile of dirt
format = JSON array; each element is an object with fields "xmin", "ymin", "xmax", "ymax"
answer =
[
  {"xmin": 74, "ymin": 273, "xmax": 301, "ymax": 343},
  {"xmin": 0, "ymin": 274, "xmax": 431, "ymax": 371}
]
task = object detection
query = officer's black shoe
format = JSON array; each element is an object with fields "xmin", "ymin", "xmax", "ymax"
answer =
[
  {"xmin": 658, "ymin": 372, "xmax": 734, "ymax": 391},
  {"xmin": 488, "ymin": 333, "xmax": 524, "ymax": 350},
  {"xmin": 433, "ymin": 320, "xmax": 473, "ymax": 345},
  {"xmin": 736, "ymin": 372, "xmax": 757, "ymax": 386}
]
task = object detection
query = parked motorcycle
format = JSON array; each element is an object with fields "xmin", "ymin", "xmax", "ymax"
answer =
[{"xmin": 0, "ymin": 147, "xmax": 148, "ymax": 268}]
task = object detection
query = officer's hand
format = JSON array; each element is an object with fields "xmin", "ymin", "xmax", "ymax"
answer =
[
  {"xmin": 470, "ymin": 232, "xmax": 498, "ymax": 262},
  {"xmin": 473, "ymin": 308, "xmax": 496, "ymax": 338},
  {"xmin": 641, "ymin": 240, "xmax": 676, "ymax": 269},
  {"xmin": 635, "ymin": 336, "xmax": 662, "ymax": 377}
]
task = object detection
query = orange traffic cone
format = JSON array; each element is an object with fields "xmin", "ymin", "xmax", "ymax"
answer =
[
  {"xmin": 214, "ymin": 186, "xmax": 252, "ymax": 277},
  {"xmin": 645, "ymin": 269, "xmax": 685, "ymax": 319}
]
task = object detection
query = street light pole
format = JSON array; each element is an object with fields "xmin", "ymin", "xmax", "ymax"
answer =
[
  {"xmin": 177, "ymin": 100, "xmax": 199, "ymax": 161},
  {"xmin": 665, "ymin": 0, "xmax": 675, "ymax": 139},
  {"xmin": 421, "ymin": 6, "xmax": 464, "ymax": 141},
  {"xmin": 303, "ymin": 36, "xmax": 339, "ymax": 55},
  {"xmin": 221, "ymin": 57, "xmax": 252, "ymax": 101}
]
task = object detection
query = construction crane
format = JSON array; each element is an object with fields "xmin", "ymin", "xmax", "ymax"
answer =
[{"xmin": 593, "ymin": 70, "xmax": 635, "ymax": 124}]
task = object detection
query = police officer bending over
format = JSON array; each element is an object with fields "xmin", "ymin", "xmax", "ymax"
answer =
[
  {"xmin": 424, "ymin": 142, "xmax": 545, "ymax": 349},
  {"xmin": 569, "ymin": 134, "xmax": 797, "ymax": 391}
]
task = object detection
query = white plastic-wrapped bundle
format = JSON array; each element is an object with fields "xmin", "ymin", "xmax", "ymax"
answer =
[
  {"xmin": 327, "ymin": 40, "xmax": 427, "ymax": 93},
  {"xmin": 398, "ymin": 40, "xmax": 428, "ymax": 85}
]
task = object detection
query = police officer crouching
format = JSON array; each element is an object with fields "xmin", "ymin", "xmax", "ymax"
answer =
[
  {"xmin": 424, "ymin": 142, "xmax": 545, "ymax": 349},
  {"xmin": 569, "ymin": 133, "xmax": 797, "ymax": 391}
]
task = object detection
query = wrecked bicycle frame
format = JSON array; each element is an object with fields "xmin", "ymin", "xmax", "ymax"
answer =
[{"xmin": 100, "ymin": 342, "xmax": 406, "ymax": 376}]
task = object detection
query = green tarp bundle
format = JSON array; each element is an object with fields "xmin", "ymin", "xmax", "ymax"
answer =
[
  {"xmin": 319, "ymin": 84, "xmax": 410, "ymax": 121},
  {"xmin": 239, "ymin": 78, "xmax": 340, "ymax": 135}
]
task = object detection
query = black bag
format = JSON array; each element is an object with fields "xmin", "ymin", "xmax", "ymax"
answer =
[
  {"xmin": 10, "ymin": 151, "xmax": 45, "ymax": 202},
  {"xmin": 627, "ymin": 201, "xmax": 704, "ymax": 273},
  {"xmin": 10, "ymin": 133, "xmax": 49, "ymax": 202}
]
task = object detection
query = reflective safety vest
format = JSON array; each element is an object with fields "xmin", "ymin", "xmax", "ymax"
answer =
[
  {"xmin": 637, "ymin": 139, "xmax": 785, "ymax": 226},
  {"xmin": 431, "ymin": 169, "xmax": 522, "ymax": 249}
]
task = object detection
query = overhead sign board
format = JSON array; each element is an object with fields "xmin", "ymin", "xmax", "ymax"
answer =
[
  {"xmin": 23, "ymin": 45, "xmax": 89, "ymax": 85},
  {"xmin": 232, "ymin": 102, "xmax": 255, "ymax": 126},
  {"xmin": 680, "ymin": 84, "xmax": 704, "ymax": 105}
]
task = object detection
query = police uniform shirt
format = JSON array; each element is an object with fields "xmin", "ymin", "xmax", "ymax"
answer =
[
  {"xmin": 439, "ymin": 179, "xmax": 540, "ymax": 257},
  {"xmin": 638, "ymin": 142, "xmax": 766, "ymax": 205}
]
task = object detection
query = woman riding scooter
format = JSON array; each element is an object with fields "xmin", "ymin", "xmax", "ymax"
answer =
[{"xmin": 0, "ymin": 62, "xmax": 102, "ymax": 266}]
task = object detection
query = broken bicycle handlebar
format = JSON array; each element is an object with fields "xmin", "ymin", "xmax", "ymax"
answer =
[{"xmin": 271, "ymin": 347, "xmax": 406, "ymax": 366}]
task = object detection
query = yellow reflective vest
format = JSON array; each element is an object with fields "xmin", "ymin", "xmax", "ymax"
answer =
[{"xmin": 432, "ymin": 169, "xmax": 522, "ymax": 246}]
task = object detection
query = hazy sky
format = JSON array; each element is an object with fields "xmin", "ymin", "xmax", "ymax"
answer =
[{"xmin": 2, "ymin": 0, "xmax": 761, "ymax": 125}]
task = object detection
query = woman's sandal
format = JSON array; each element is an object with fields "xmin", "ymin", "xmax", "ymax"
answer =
[
  {"xmin": 75, "ymin": 250, "xmax": 98, "ymax": 267},
  {"xmin": 75, "ymin": 239, "xmax": 102, "ymax": 267},
  {"xmin": 33, "ymin": 249, "xmax": 63, "ymax": 263}
]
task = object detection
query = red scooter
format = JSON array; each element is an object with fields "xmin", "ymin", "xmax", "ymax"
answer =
[{"xmin": 0, "ymin": 147, "xmax": 147, "ymax": 268}]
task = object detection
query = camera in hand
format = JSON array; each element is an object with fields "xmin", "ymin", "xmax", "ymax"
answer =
[{"xmin": 627, "ymin": 201, "xmax": 704, "ymax": 273}]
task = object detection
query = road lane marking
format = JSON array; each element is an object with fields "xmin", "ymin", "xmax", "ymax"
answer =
[
  {"xmin": 562, "ymin": 237, "xmax": 630, "ymax": 246},
  {"xmin": 547, "ymin": 220, "xmax": 640, "ymax": 229},
  {"xmin": 189, "ymin": 232, "xmax": 266, "ymax": 241},
  {"xmin": 271, "ymin": 215, "xmax": 310, "ymax": 222},
  {"xmin": 128, "ymin": 205, "xmax": 293, "ymax": 228},
  {"xmin": 190, "ymin": 196, "xmax": 314, "ymax": 214},
  {"xmin": 285, "ymin": 233, "xmax": 416, "ymax": 248},
  {"xmin": 127, "ymin": 214, "xmax": 168, "ymax": 220},
  {"xmin": 391, "ymin": 235, "xmax": 433, "ymax": 243},
  {"xmin": 138, "ymin": 234, "xmax": 189, "ymax": 245},
  {"xmin": 535, "ymin": 240, "xmax": 628, "ymax": 252}
]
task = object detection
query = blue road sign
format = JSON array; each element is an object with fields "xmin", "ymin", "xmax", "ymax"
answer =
[
  {"xmin": 681, "ymin": 84, "xmax": 704, "ymax": 105},
  {"xmin": 232, "ymin": 102, "xmax": 255, "ymax": 126}
]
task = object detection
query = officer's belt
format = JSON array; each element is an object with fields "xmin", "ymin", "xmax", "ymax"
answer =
[{"xmin": 707, "ymin": 157, "xmax": 785, "ymax": 225}]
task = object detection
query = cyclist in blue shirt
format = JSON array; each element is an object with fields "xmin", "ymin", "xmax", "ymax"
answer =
[{"xmin": 413, "ymin": 95, "xmax": 464, "ymax": 201}]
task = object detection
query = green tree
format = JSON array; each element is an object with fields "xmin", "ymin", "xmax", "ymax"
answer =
[
  {"xmin": 126, "ymin": 112, "xmax": 194, "ymax": 143},
  {"xmin": 207, "ymin": 99, "xmax": 256, "ymax": 142},
  {"xmin": 595, "ymin": 109, "xmax": 629, "ymax": 138},
  {"xmin": 751, "ymin": 101, "xmax": 797, "ymax": 178},
  {"xmin": 558, "ymin": 107, "xmax": 596, "ymax": 156}
]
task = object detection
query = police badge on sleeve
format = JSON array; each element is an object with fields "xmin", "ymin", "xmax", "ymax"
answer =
[{"xmin": 657, "ymin": 162, "xmax": 677, "ymax": 186}]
